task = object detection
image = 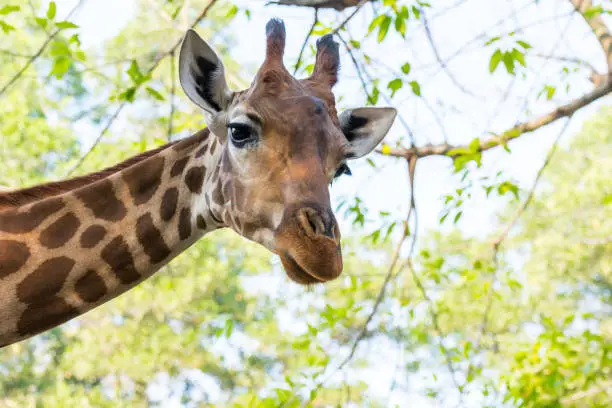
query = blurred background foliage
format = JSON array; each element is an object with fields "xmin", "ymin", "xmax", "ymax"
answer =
[{"xmin": 0, "ymin": 0, "xmax": 610, "ymax": 407}]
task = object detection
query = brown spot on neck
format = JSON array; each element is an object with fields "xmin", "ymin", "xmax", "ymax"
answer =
[
  {"xmin": 178, "ymin": 208, "xmax": 192, "ymax": 240},
  {"xmin": 75, "ymin": 270, "xmax": 107, "ymax": 303},
  {"xmin": 196, "ymin": 215, "xmax": 207, "ymax": 230},
  {"xmin": 0, "ymin": 197, "xmax": 65, "ymax": 233},
  {"xmin": 80, "ymin": 225, "xmax": 107, "ymax": 248},
  {"xmin": 76, "ymin": 179, "xmax": 127, "ymax": 221},
  {"xmin": 123, "ymin": 156, "xmax": 165, "ymax": 205},
  {"xmin": 39, "ymin": 212, "xmax": 80, "ymax": 249},
  {"xmin": 170, "ymin": 157, "xmax": 190, "ymax": 177},
  {"xmin": 17, "ymin": 296, "xmax": 78, "ymax": 337},
  {"xmin": 17, "ymin": 257, "xmax": 75, "ymax": 303},
  {"xmin": 160, "ymin": 188, "xmax": 179, "ymax": 221},
  {"xmin": 136, "ymin": 214, "xmax": 172, "ymax": 264},
  {"xmin": 101, "ymin": 236, "xmax": 140, "ymax": 284},
  {"xmin": 0, "ymin": 240, "xmax": 30, "ymax": 278},
  {"xmin": 185, "ymin": 166, "xmax": 206, "ymax": 194}
]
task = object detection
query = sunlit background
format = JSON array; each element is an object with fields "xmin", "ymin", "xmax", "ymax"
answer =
[{"xmin": 0, "ymin": 0, "xmax": 610, "ymax": 406}]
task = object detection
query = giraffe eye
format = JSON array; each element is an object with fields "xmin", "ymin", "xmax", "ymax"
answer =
[
  {"xmin": 228, "ymin": 123, "xmax": 255, "ymax": 147},
  {"xmin": 333, "ymin": 163, "xmax": 352, "ymax": 179}
]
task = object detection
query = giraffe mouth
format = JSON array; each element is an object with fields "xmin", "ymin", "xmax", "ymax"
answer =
[
  {"xmin": 280, "ymin": 252, "xmax": 326, "ymax": 285},
  {"xmin": 279, "ymin": 246, "xmax": 344, "ymax": 285}
]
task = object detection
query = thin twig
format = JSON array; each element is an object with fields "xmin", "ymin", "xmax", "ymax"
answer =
[
  {"xmin": 493, "ymin": 117, "xmax": 572, "ymax": 247},
  {"xmin": 421, "ymin": 10, "xmax": 479, "ymax": 98},
  {"xmin": 335, "ymin": 33, "xmax": 374, "ymax": 104},
  {"xmin": 65, "ymin": 0, "xmax": 219, "ymax": 176},
  {"xmin": 294, "ymin": 9, "xmax": 319, "ymax": 75},
  {"xmin": 0, "ymin": 0, "xmax": 85, "ymax": 97},
  {"xmin": 330, "ymin": 0, "xmax": 370, "ymax": 35}
]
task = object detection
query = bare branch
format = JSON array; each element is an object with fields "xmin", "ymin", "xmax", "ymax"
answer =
[
  {"xmin": 421, "ymin": 10, "xmax": 480, "ymax": 98},
  {"xmin": 336, "ymin": 33, "xmax": 375, "ymax": 104},
  {"xmin": 268, "ymin": 0, "xmax": 370, "ymax": 11},
  {"xmin": 294, "ymin": 8, "xmax": 319, "ymax": 75},
  {"xmin": 492, "ymin": 116, "xmax": 572, "ymax": 247},
  {"xmin": 376, "ymin": 80, "xmax": 612, "ymax": 159}
]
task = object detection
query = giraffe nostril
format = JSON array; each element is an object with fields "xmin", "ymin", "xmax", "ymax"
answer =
[{"xmin": 296, "ymin": 207, "xmax": 336, "ymax": 240}]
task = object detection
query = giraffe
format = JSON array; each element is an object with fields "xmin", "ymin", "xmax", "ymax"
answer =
[{"xmin": 0, "ymin": 19, "xmax": 396, "ymax": 348}]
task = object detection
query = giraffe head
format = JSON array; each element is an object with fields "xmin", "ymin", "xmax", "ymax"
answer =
[{"xmin": 178, "ymin": 19, "xmax": 396, "ymax": 284}]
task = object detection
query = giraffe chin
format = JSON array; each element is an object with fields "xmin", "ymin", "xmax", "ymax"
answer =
[{"xmin": 276, "ymin": 236, "xmax": 343, "ymax": 285}]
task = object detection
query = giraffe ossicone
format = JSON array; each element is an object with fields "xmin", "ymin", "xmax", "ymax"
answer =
[{"xmin": 0, "ymin": 19, "xmax": 397, "ymax": 348}]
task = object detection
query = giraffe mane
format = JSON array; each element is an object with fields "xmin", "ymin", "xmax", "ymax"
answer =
[{"xmin": 0, "ymin": 141, "xmax": 177, "ymax": 211}]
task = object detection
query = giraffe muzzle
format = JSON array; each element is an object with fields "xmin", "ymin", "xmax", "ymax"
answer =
[{"xmin": 275, "ymin": 204, "xmax": 343, "ymax": 285}]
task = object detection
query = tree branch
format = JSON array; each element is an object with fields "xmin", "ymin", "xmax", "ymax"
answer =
[
  {"xmin": 376, "ymin": 80, "xmax": 612, "ymax": 159},
  {"xmin": 569, "ymin": 0, "xmax": 612, "ymax": 71},
  {"xmin": 267, "ymin": 0, "xmax": 371, "ymax": 11}
]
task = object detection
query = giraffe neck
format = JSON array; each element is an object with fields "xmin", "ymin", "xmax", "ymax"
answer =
[{"xmin": 0, "ymin": 129, "xmax": 225, "ymax": 347}]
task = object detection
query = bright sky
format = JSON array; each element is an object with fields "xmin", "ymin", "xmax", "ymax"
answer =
[{"xmin": 48, "ymin": 0, "xmax": 612, "ymax": 406}]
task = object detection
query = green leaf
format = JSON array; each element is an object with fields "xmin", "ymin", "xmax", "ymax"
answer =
[
  {"xmin": 502, "ymin": 51, "xmax": 515, "ymax": 74},
  {"xmin": 377, "ymin": 15, "xmax": 392, "ymax": 42},
  {"xmin": 468, "ymin": 138, "xmax": 480, "ymax": 152},
  {"xmin": 225, "ymin": 4, "xmax": 239, "ymax": 19},
  {"xmin": 50, "ymin": 57, "xmax": 71, "ymax": 79},
  {"xmin": 485, "ymin": 36, "xmax": 501, "ymax": 46},
  {"xmin": 0, "ymin": 5, "xmax": 19, "ymax": 15},
  {"xmin": 349, "ymin": 39, "xmax": 361, "ymax": 49},
  {"xmin": 367, "ymin": 14, "xmax": 386, "ymax": 35},
  {"xmin": 411, "ymin": 5, "xmax": 421, "ymax": 19},
  {"xmin": 145, "ymin": 87, "xmax": 165, "ymax": 101},
  {"xmin": 55, "ymin": 21, "xmax": 79, "ymax": 30},
  {"xmin": 0, "ymin": 20, "xmax": 14, "ymax": 33},
  {"xmin": 35, "ymin": 17, "xmax": 47, "ymax": 29},
  {"xmin": 453, "ymin": 211, "xmax": 462, "ymax": 223},
  {"xmin": 47, "ymin": 1, "xmax": 56, "ymax": 20},
  {"xmin": 119, "ymin": 87, "xmax": 137, "ymax": 102},
  {"xmin": 387, "ymin": 78, "xmax": 403, "ymax": 97},
  {"xmin": 401, "ymin": 62, "xmax": 411, "ymax": 74},
  {"xmin": 489, "ymin": 49, "xmax": 502, "ymax": 73},
  {"xmin": 516, "ymin": 40, "xmax": 532, "ymax": 49},
  {"xmin": 395, "ymin": 14, "xmax": 406, "ymax": 37},
  {"xmin": 584, "ymin": 5, "xmax": 603, "ymax": 19},
  {"xmin": 545, "ymin": 85, "xmax": 556, "ymax": 100},
  {"xmin": 512, "ymin": 48, "xmax": 526, "ymax": 67},
  {"xmin": 409, "ymin": 80, "xmax": 421, "ymax": 96}
]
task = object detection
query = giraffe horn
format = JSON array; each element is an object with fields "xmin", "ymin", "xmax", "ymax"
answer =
[
  {"xmin": 264, "ymin": 18, "xmax": 286, "ymax": 66},
  {"xmin": 311, "ymin": 34, "xmax": 340, "ymax": 87}
]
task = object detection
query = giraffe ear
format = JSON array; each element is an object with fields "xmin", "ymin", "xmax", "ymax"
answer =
[
  {"xmin": 339, "ymin": 107, "xmax": 397, "ymax": 158},
  {"xmin": 179, "ymin": 29, "xmax": 232, "ymax": 117}
]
